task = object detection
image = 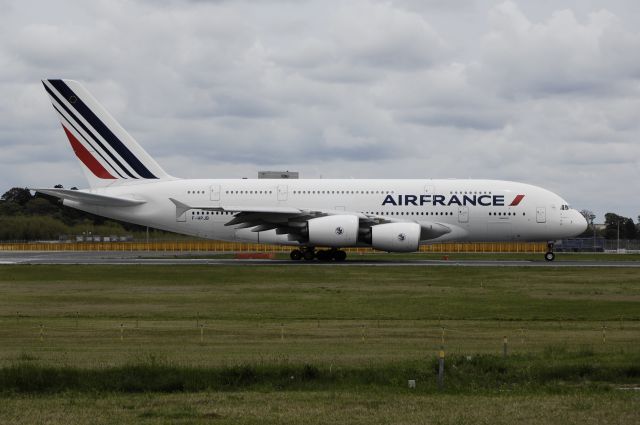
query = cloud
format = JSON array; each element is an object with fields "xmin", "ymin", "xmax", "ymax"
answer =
[
  {"xmin": 0, "ymin": 0, "xmax": 639, "ymax": 220},
  {"xmin": 477, "ymin": 2, "xmax": 640, "ymax": 98}
]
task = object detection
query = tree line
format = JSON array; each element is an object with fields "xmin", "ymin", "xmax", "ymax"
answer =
[
  {"xmin": 579, "ymin": 209, "xmax": 639, "ymax": 240},
  {"xmin": 0, "ymin": 187, "xmax": 148, "ymax": 241}
]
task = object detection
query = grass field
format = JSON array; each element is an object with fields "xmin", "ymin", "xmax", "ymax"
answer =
[
  {"xmin": 2, "ymin": 391, "xmax": 639, "ymax": 425},
  {"xmin": 0, "ymin": 264, "xmax": 639, "ymax": 423}
]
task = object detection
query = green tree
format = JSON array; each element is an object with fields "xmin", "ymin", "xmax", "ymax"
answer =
[
  {"xmin": 0, "ymin": 216, "xmax": 67, "ymax": 240},
  {"xmin": 604, "ymin": 213, "xmax": 636, "ymax": 239},
  {"xmin": 0, "ymin": 201, "xmax": 22, "ymax": 216},
  {"xmin": 24, "ymin": 198, "xmax": 59, "ymax": 216},
  {"xmin": 624, "ymin": 217, "xmax": 637, "ymax": 239},
  {"xmin": 1, "ymin": 187, "xmax": 32, "ymax": 205}
]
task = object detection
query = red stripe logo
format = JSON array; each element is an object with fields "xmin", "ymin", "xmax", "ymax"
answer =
[
  {"xmin": 509, "ymin": 194, "xmax": 525, "ymax": 206},
  {"xmin": 62, "ymin": 125, "xmax": 116, "ymax": 179}
]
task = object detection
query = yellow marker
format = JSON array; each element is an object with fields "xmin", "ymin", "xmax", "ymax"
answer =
[{"xmin": 439, "ymin": 349, "xmax": 445, "ymax": 359}]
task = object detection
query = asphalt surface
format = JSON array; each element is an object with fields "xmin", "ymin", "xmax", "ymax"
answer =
[{"xmin": 1, "ymin": 251, "xmax": 639, "ymax": 267}]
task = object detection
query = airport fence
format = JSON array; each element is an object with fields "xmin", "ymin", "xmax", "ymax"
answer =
[
  {"xmin": 603, "ymin": 239, "xmax": 640, "ymax": 252},
  {"xmin": 0, "ymin": 240, "xmax": 549, "ymax": 253}
]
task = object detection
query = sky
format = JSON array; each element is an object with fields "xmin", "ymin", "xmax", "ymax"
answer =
[{"xmin": 1, "ymin": 0, "xmax": 639, "ymax": 221}]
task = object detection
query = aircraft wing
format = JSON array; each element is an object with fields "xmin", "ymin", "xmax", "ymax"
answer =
[
  {"xmin": 169, "ymin": 198, "xmax": 450, "ymax": 241},
  {"xmin": 33, "ymin": 188, "xmax": 146, "ymax": 207}
]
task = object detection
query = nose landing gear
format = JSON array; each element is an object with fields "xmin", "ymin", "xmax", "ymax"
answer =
[{"xmin": 544, "ymin": 242, "xmax": 555, "ymax": 262}]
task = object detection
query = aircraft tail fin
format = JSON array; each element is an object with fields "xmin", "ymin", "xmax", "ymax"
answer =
[{"xmin": 42, "ymin": 79, "xmax": 172, "ymax": 189}]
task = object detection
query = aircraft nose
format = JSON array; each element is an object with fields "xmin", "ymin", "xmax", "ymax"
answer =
[{"xmin": 572, "ymin": 210, "xmax": 588, "ymax": 235}]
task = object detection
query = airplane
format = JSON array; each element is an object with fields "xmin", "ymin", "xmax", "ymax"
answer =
[{"xmin": 35, "ymin": 79, "xmax": 588, "ymax": 262}]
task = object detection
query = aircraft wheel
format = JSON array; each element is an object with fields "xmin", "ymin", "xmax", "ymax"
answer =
[
  {"xmin": 303, "ymin": 250, "xmax": 316, "ymax": 261},
  {"xmin": 290, "ymin": 249, "xmax": 302, "ymax": 261},
  {"xmin": 333, "ymin": 250, "xmax": 347, "ymax": 262},
  {"xmin": 316, "ymin": 250, "xmax": 332, "ymax": 262},
  {"xmin": 544, "ymin": 251, "xmax": 555, "ymax": 262}
]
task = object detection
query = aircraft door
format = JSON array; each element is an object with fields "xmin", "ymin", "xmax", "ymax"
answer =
[
  {"xmin": 210, "ymin": 184, "xmax": 220, "ymax": 201},
  {"xmin": 277, "ymin": 185, "xmax": 288, "ymax": 201},
  {"xmin": 536, "ymin": 207, "xmax": 546, "ymax": 223},
  {"xmin": 458, "ymin": 206, "xmax": 469, "ymax": 223}
]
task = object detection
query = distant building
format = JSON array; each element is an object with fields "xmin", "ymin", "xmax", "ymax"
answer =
[{"xmin": 258, "ymin": 171, "xmax": 299, "ymax": 179}]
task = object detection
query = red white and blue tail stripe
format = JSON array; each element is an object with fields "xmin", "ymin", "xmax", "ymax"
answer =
[{"xmin": 42, "ymin": 79, "xmax": 171, "ymax": 188}]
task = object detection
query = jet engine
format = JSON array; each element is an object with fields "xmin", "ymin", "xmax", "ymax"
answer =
[
  {"xmin": 371, "ymin": 222, "xmax": 421, "ymax": 252},
  {"xmin": 307, "ymin": 215, "xmax": 359, "ymax": 247}
]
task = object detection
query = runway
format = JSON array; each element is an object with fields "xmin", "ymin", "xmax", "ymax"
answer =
[{"xmin": 1, "ymin": 251, "xmax": 639, "ymax": 267}]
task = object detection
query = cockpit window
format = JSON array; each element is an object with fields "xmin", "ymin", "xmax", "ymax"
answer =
[{"xmin": 561, "ymin": 204, "xmax": 570, "ymax": 210}]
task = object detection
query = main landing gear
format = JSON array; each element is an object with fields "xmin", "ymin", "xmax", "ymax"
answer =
[
  {"xmin": 544, "ymin": 242, "xmax": 555, "ymax": 262},
  {"xmin": 289, "ymin": 247, "xmax": 347, "ymax": 262}
]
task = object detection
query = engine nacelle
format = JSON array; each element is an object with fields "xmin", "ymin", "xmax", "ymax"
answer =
[
  {"xmin": 371, "ymin": 222, "xmax": 421, "ymax": 252},
  {"xmin": 307, "ymin": 215, "xmax": 359, "ymax": 247}
]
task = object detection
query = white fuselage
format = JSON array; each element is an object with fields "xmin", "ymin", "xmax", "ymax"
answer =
[{"xmin": 64, "ymin": 178, "xmax": 587, "ymax": 247}]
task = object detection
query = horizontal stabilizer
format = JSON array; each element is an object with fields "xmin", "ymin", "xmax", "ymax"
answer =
[{"xmin": 33, "ymin": 188, "xmax": 146, "ymax": 207}]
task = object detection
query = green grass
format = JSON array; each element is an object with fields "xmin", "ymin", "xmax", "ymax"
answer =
[
  {"xmin": 0, "ymin": 264, "xmax": 638, "ymax": 422},
  {"xmin": 1, "ymin": 352, "xmax": 638, "ymax": 394},
  {"xmin": 1, "ymin": 391, "xmax": 638, "ymax": 424},
  {"xmin": 1, "ymin": 265, "xmax": 639, "ymax": 368}
]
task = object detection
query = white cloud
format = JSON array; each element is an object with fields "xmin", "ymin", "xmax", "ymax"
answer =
[{"xmin": 477, "ymin": 2, "xmax": 640, "ymax": 97}]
